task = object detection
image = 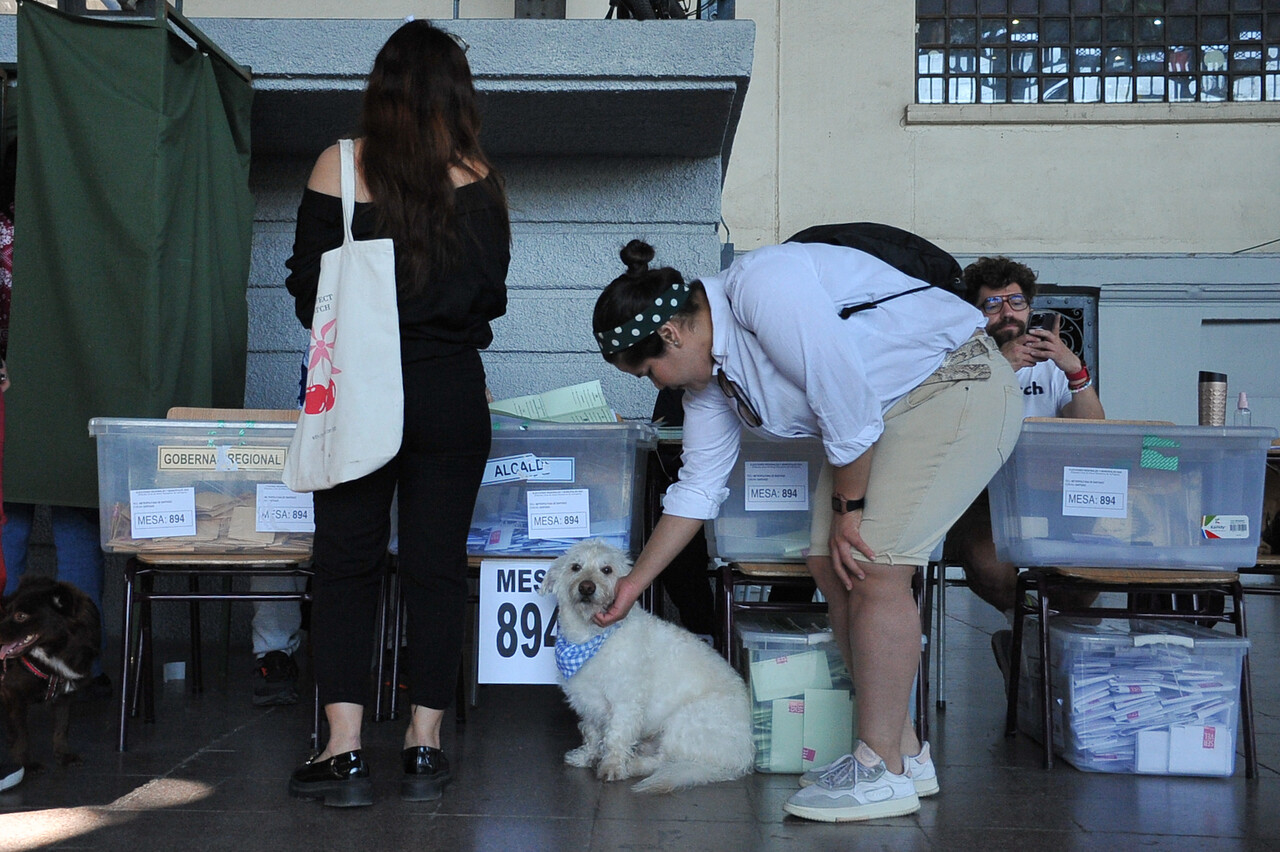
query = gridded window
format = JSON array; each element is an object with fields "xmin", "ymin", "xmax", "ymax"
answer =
[{"xmin": 917, "ymin": 0, "xmax": 1280, "ymax": 103}]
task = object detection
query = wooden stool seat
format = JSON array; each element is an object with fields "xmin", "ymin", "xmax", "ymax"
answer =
[
  {"xmin": 734, "ymin": 561, "xmax": 812, "ymax": 579},
  {"xmin": 1047, "ymin": 567, "xmax": 1240, "ymax": 585}
]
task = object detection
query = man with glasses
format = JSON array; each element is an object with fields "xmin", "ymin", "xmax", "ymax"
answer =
[{"xmin": 946, "ymin": 256, "xmax": 1103, "ymax": 678}]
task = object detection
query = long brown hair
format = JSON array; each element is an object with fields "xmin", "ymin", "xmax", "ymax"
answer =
[{"xmin": 359, "ymin": 20, "xmax": 507, "ymax": 291}]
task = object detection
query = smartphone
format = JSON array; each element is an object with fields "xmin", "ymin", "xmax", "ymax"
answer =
[{"xmin": 1029, "ymin": 311, "xmax": 1059, "ymax": 334}]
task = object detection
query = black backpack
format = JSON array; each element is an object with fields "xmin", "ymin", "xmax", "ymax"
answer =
[{"xmin": 785, "ymin": 222, "xmax": 965, "ymax": 316}]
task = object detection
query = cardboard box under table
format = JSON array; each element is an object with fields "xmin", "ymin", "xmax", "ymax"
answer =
[
  {"xmin": 1018, "ymin": 617, "xmax": 1248, "ymax": 776},
  {"xmin": 735, "ymin": 613, "xmax": 853, "ymax": 774},
  {"xmin": 707, "ymin": 434, "xmax": 827, "ymax": 563},
  {"xmin": 89, "ymin": 416, "xmax": 312, "ymax": 556},
  {"xmin": 468, "ymin": 420, "xmax": 656, "ymax": 558},
  {"xmin": 989, "ymin": 420, "xmax": 1276, "ymax": 570}
]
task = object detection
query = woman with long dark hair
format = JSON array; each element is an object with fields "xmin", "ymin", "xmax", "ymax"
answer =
[{"xmin": 285, "ymin": 20, "xmax": 510, "ymax": 807}]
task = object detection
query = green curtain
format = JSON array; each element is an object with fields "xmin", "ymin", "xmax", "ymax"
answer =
[{"xmin": 7, "ymin": 2, "xmax": 253, "ymax": 507}]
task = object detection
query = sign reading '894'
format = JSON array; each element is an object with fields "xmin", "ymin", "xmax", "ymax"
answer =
[{"xmin": 477, "ymin": 559, "xmax": 560, "ymax": 685}]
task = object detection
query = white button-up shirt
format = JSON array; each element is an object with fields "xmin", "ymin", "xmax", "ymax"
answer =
[{"xmin": 662, "ymin": 242, "xmax": 984, "ymax": 521}]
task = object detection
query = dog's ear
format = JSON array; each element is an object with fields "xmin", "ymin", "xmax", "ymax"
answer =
[{"xmin": 538, "ymin": 555, "xmax": 564, "ymax": 596}]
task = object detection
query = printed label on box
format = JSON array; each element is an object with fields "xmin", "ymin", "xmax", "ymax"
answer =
[
  {"xmin": 156, "ymin": 445, "xmax": 286, "ymax": 471},
  {"xmin": 1201, "ymin": 515, "xmax": 1249, "ymax": 540},
  {"xmin": 255, "ymin": 483, "xmax": 315, "ymax": 533},
  {"xmin": 526, "ymin": 489, "xmax": 591, "ymax": 539},
  {"xmin": 130, "ymin": 487, "xmax": 197, "ymax": 538},
  {"xmin": 744, "ymin": 461, "xmax": 809, "ymax": 512},
  {"xmin": 481, "ymin": 453, "xmax": 575, "ymax": 485},
  {"xmin": 1061, "ymin": 466, "xmax": 1128, "ymax": 518}
]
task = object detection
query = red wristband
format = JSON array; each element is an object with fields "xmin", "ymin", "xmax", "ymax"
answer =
[{"xmin": 1064, "ymin": 365, "xmax": 1089, "ymax": 383}]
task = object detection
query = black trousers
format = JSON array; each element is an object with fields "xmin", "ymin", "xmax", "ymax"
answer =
[{"xmin": 310, "ymin": 349, "xmax": 491, "ymax": 710}]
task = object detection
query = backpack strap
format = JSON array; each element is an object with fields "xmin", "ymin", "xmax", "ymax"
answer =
[{"xmin": 837, "ymin": 285, "xmax": 931, "ymax": 319}]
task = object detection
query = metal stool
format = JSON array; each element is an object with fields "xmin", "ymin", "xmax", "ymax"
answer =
[{"xmin": 118, "ymin": 553, "xmax": 317, "ymax": 751}]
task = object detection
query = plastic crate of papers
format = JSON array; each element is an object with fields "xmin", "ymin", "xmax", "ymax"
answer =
[
  {"xmin": 89, "ymin": 417, "xmax": 312, "ymax": 556},
  {"xmin": 1021, "ymin": 617, "xmax": 1248, "ymax": 776},
  {"xmin": 988, "ymin": 421, "xmax": 1276, "ymax": 569},
  {"xmin": 707, "ymin": 435, "xmax": 827, "ymax": 563},
  {"xmin": 734, "ymin": 613, "xmax": 853, "ymax": 774},
  {"xmin": 467, "ymin": 419, "xmax": 657, "ymax": 558}
]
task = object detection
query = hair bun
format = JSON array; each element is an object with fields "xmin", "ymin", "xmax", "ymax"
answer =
[{"xmin": 620, "ymin": 240, "xmax": 655, "ymax": 277}]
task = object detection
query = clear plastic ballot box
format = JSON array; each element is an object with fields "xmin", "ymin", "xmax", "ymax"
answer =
[
  {"xmin": 1019, "ymin": 617, "xmax": 1248, "ymax": 776},
  {"xmin": 989, "ymin": 420, "xmax": 1276, "ymax": 569},
  {"xmin": 467, "ymin": 418, "xmax": 657, "ymax": 557},
  {"xmin": 706, "ymin": 434, "xmax": 827, "ymax": 563},
  {"xmin": 89, "ymin": 416, "xmax": 312, "ymax": 556},
  {"xmin": 734, "ymin": 613, "xmax": 853, "ymax": 774}
]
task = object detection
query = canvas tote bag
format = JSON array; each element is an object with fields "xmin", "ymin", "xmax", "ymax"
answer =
[{"xmin": 283, "ymin": 138, "xmax": 404, "ymax": 492}]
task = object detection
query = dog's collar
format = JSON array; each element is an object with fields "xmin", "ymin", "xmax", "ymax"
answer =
[
  {"xmin": 2, "ymin": 655, "xmax": 67, "ymax": 703},
  {"xmin": 554, "ymin": 624, "xmax": 619, "ymax": 679}
]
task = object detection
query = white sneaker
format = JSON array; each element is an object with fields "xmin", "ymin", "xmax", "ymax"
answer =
[
  {"xmin": 783, "ymin": 742, "xmax": 920, "ymax": 823},
  {"xmin": 903, "ymin": 743, "xmax": 939, "ymax": 797},
  {"xmin": 799, "ymin": 742, "xmax": 939, "ymax": 798}
]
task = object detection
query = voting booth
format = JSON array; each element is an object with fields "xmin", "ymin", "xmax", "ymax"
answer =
[
  {"xmin": 707, "ymin": 435, "xmax": 827, "ymax": 562},
  {"xmin": 734, "ymin": 613, "xmax": 853, "ymax": 774},
  {"xmin": 1018, "ymin": 617, "xmax": 1248, "ymax": 776}
]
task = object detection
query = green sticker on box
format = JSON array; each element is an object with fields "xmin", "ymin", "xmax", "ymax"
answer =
[{"xmin": 1140, "ymin": 435, "xmax": 1180, "ymax": 471}]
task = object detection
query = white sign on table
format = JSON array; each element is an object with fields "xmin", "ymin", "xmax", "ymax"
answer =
[
  {"xmin": 1061, "ymin": 466, "xmax": 1128, "ymax": 519},
  {"xmin": 255, "ymin": 483, "xmax": 315, "ymax": 533},
  {"xmin": 744, "ymin": 461, "xmax": 810, "ymax": 512},
  {"xmin": 526, "ymin": 488, "xmax": 591, "ymax": 539},
  {"xmin": 477, "ymin": 559, "xmax": 560, "ymax": 685},
  {"xmin": 129, "ymin": 487, "xmax": 197, "ymax": 539}
]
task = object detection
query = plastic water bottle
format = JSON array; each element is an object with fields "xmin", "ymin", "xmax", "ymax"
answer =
[{"xmin": 1234, "ymin": 392, "xmax": 1252, "ymax": 427}]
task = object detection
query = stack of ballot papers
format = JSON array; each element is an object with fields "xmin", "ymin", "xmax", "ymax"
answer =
[
  {"xmin": 1046, "ymin": 618, "xmax": 1247, "ymax": 776},
  {"xmin": 489, "ymin": 380, "xmax": 617, "ymax": 423},
  {"xmin": 737, "ymin": 614, "xmax": 855, "ymax": 774}
]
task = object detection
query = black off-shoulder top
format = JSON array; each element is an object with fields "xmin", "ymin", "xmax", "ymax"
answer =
[{"xmin": 284, "ymin": 177, "xmax": 510, "ymax": 363}]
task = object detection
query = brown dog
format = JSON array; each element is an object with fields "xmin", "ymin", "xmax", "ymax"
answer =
[{"xmin": 0, "ymin": 576, "xmax": 101, "ymax": 768}]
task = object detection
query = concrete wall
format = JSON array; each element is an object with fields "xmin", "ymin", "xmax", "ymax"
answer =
[{"xmin": 180, "ymin": 17, "xmax": 754, "ymax": 422}]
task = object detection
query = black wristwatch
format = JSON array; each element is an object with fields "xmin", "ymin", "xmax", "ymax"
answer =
[{"xmin": 832, "ymin": 494, "xmax": 866, "ymax": 514}]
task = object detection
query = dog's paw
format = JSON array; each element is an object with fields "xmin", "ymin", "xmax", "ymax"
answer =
[
  {"xmin": 596, "ymin": 756, "xmax": 633, "ymax": 782},
  {"xmin": 564, "ymin": 745, "xmax": 597, "ymax": 768},
  {"xmin": 55, "ymin": 752, "xmax": 82, "ymax": 767}
]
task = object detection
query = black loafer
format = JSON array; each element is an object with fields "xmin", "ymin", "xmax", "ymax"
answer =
[
  {"xmin": 401, "ymin": 746, "xmax": 451, "ymax": 801},
  {"xmin": 289, "ymin": 750, "xmax": 373, "ymax": 807}
]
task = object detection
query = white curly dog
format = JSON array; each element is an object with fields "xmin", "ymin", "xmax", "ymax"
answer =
[{"xmin": 539, "ymin": 538, "xmax": 754, "ymax": 793}]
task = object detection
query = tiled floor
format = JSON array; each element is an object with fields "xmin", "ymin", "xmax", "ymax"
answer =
[{"xmin": 2, "ymin": 580, "xmax": 1278, "ymax": 851}]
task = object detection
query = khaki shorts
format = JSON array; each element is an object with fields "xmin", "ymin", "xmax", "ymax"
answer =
[{"xmin": 809, "ymin": 332, "xmax": 1022, "ymax": 566}]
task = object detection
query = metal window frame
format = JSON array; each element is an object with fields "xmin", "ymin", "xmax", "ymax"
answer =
[{"xmin": 916, "ymin": 2, "xmax": 1277, "ymax": 104}]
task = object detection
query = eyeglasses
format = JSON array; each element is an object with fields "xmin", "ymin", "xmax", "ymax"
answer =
[
  {"xmin": 717, "ymin": 370, "xmax": 763, "ymax": 428},
  {"xmin": 979, "ymin": 293, "xmax": 1029, "ymax": 315}
]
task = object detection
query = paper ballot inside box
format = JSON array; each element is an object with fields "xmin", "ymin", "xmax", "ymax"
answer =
[{"xmin": 749, "ymin": 650, "xmax": 832, "ymax": 703}]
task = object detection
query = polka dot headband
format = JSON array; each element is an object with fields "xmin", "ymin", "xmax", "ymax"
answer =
[{"xmin": 595, "ymin": 281, "xmax": 692, "ymax": 355}]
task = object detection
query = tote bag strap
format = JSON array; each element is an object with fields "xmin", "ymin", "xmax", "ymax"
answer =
[{"xmin": 338, "ymin": 138, "xmax": 358, "ymax": 245}]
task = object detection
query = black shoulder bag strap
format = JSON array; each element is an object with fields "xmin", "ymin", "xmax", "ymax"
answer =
[{"xmin": 837, "ymin": 285, "xmax": 932, "ymax": 319}]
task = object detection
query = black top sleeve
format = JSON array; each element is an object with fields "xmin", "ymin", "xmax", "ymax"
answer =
[{"xmin": 284, "ymin": 178, "xmax": 510, "ymax": 360}]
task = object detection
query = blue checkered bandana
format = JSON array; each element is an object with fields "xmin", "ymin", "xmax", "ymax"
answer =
[{"xmin": 555, "ymin": 625, "xmax": 620, "ymax": 679}]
